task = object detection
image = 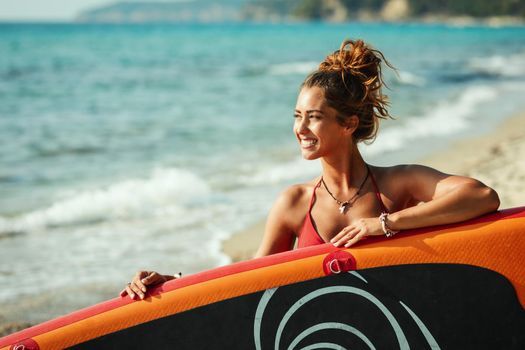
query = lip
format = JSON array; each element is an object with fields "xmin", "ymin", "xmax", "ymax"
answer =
[{"xmin": 299, "ymin": 138, "xmax": 318, "ymax": 149}]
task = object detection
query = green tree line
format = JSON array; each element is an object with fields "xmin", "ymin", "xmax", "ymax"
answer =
[
  {"xmin": 263, "ymin": 0, "xmax": 525, "ymax": 19},
  {"xmin": 408, "ymin": 0, "xmax": 525, "ymax": 17}
]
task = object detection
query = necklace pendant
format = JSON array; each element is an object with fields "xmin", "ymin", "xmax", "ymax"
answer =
[{"xmin": 339, "ymin": 202, "xmax": 348, "ymax": 214}]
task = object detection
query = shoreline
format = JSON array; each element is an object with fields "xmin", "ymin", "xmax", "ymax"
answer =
[{"xmin": 222, "ymin": 111, "xmax": 525, "ymax": 263}]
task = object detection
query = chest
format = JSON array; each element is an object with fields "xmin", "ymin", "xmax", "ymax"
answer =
[{"xmin": 308, "ymin": 189, "xmax": 388, "ymax": 242}]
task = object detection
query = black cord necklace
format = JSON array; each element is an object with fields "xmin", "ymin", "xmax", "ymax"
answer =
[{"xmin": 321, "ymin": 165, "xmax": 370, "ymax": 214}]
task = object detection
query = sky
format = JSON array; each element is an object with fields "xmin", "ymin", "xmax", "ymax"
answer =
[
  {"xmin": 0, "ymin": 0, "xmax": 193, "ymax": 21},
  {"xmin": 0, "ymin": 0, "xmax": 114, "ymax": 21}
]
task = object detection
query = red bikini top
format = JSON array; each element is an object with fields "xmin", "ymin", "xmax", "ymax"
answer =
[{"xmin": 297, "ymin": 168, "xmax": 387, "ymax": 248}]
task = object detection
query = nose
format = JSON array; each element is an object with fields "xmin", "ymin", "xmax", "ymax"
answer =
[{"xmin": 295, "ymin": 117, "xmax": 309, "ymax": 134}]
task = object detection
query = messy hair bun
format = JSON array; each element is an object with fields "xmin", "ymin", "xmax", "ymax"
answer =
[{"xmin": 303, "ymin": 39, "xmax": 394, "ymax": 143}]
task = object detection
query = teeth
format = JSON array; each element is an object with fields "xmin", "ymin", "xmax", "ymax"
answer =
[{"xmin": 301, "ymin": 139, "xmax": 317, "ymax": 147}]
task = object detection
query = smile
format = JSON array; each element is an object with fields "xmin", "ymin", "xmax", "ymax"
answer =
[{"xmin": 300, "ymin": 139, "xmax": 318, "ymax": 148}]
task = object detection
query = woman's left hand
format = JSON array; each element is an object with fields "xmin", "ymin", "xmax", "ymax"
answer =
[{"xmin": 330, "ymin": 217, "xmax": 383, "ymax": 248}]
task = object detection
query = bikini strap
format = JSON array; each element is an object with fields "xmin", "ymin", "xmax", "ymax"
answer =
[
  {"xmin": 308, "ymin": 178, "xmax": 323, "ymax": 211},
  {"xmin": 367, "ymin": 166, "xmax": 388, "ymax": 214}
]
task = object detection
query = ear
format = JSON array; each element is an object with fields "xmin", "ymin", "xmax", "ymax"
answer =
[{"xmin": 343, "ymin": 115, "xmax": 359, "ymax": 135}]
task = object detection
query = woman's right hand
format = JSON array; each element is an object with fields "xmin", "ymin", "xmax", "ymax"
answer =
[{"xmin": 119, "ymin": 270, "xmax": 179, "ymax": 300}]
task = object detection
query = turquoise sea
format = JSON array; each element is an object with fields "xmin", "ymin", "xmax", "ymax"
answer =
[{"xmin": 1, "ymin": 22, "xmax": 525, "ymax": 322}]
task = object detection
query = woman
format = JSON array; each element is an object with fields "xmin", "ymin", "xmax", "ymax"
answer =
[{"xmin": 121, "ymin": 39, "xmax": 500, "ymax": 300}]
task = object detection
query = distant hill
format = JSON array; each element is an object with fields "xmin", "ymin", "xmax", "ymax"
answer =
[
  {"xmin": 246, "ymin": 0, "xmax": 525, "ymax": 22},
  {"xmin": 76, "ymin": 1, "xmax": 248, "ymax": 23},
  {"xmin": 76, "ymin": 0, "xmax": 525, "ymax": 23}
]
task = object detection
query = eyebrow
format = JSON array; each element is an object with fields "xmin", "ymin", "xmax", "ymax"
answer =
[{"xmin": 294, "ymin": 109, "xmax": 324, "ymax": 114}]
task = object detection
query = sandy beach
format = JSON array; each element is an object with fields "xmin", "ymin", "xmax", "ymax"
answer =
[{"xmin": 222, "ymin": 111, "xmax": 525, "ymax": 263}]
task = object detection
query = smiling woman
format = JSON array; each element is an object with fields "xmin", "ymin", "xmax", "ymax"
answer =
[
  {"xmin": 121, "ymin": 38, "xmax": 500, "ymax": 300},
  {"xmin": 253, "ymin": 38, "xmax": 500, "ymax": 256}
]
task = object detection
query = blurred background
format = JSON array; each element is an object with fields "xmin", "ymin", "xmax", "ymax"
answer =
[{"xmin": 1, "ymin": 0, "xmax": 525, "ymax": 333}]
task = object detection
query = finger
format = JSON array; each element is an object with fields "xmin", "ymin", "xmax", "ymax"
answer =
[
  {"xmin": 134, "ymin": 271, "xmax": 150, "ymax": 292},
  {"xmin": 134, "ymin": 278, "xmax": 147, "ymax": 293},
  {"xmin": 124, "ymin": 285, "xmax": 136, "ymax": 300},
  {"xmin": 344, "ymin": 232, "xmax": 365, "ymax": 248},
  {"xmin": 119, "ymin": 287, "xmax": 128, "ymax": 297},
  {"xmin": 330, "ymin": 226, "xmax": 353, "ymax": 244},
  {"xmin": 130, "ymin": 282, "xmax": 145, "ymax": 300},
  {"xmin": 141, "ymin": 271, "xmax": 163, "ymax": 286},
  {"xmin": 333, "ymin": 228, "xmax": 360, "ymax": 247}
]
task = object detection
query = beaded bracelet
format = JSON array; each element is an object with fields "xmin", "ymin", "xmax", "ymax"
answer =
[{"xmin": 379, "ymin": 212, "xmax": 400, "ymax": 238}]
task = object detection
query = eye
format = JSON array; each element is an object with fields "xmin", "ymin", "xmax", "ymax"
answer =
[
  {"xmin": 293, "ymin": 114, "xmax": 301, "ymax": 119},
  {"xmin": 310, "ymin": 114, "xmax": 322, "ymax": 120}
]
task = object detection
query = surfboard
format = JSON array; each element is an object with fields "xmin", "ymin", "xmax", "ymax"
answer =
[{"xmin": 1, "ymin": 207, "xmax": 524, "ymax": 350}]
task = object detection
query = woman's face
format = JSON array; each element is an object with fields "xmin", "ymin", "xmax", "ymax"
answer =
[{"xmin": 294, "ymin": 86, "xmax": 351, "ymax": 160}]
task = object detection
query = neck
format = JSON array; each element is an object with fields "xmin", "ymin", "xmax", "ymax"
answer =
[{"xmin": 320, "ymin": 143, "xmax": 367, "ymax": 193}]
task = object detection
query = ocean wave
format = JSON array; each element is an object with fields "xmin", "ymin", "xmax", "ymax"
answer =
[
  {"xmin": 0, "ymin": 167, "xmax": 211, "ymax": 235},
  {"xmin": 238, "ymin": 61, "xmax": 317, "ymax": 77},
  {"xmin": 394, "ymin": 70, "xmax": 426, "ymax": 86},
  {"xmin": 32, "ymin": 145, "xmax": 105, "ymax": 158},
  {"xmin": 365, "ymin": 85, "xmax": 499, "ymax": 157},
  {"xmin": 268, "ymin": 61, "xmax": 318, "ymax": 76},
  {"xmin": 240, "ymin": 157, "xmax": 321, "ymax": 186},
  {"xmin": 436, "ymin": 51, "xmax": 525, "ymax": 84},
  {"xmin": 468, "ymin": 51, "xmax": 525, "ymax": 78},
  {"xmin": 437, "ymin": 71, "xmax": 501, "ymax": 83},
  {"xmin": 1, "ymin": 65, "xmax": 40, "ymax": 81}
]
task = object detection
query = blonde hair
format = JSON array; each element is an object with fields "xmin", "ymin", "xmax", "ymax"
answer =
[{"xmin": 302, "ymin": 39, "xmax": 395, "ymax": 143}]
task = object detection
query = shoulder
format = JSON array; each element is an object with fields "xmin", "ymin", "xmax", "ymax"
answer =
[
  {"xmin": 373, "ymin": 163, "xmax": 485, "ymax": 202},
  {"xmin": 372, "ymin": 164, "xmax": 447, "ymax": 183},
  {"xmin": 268, "ymin": 179, "xmax": 320, "ymax": 229},
  {"xmin": 368, "ymin": 164, "xmax": 408, "ymax": 189},
  {"xmin": 272, "ymin": 179, "xmax": 319, "ymax": 213},
  {"xmin": 369, "ymin": 164, "xmax": 449, "ymax": 206},
  {"xmin": 257, "ymin": 179, "xmax": 320, "ymax": 256}
]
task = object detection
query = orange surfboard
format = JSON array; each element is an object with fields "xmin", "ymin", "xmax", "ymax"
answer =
[{"xmin": 1, "ymin": 207, "xmax": 524, "ymax": 349}]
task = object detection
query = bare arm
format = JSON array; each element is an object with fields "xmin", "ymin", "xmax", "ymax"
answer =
[
  {"xmin": 254, "ymin": 187, "xmax": 302, "ymax": 258},
  {"xmin": 387, "ymin": 165, "xmax": 500, "ymax": 230},
  {"xmin": 331, "ymin": 165, "xmax": 500, "ymax": 248}
]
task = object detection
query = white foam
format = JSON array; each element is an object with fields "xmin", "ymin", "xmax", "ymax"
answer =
[
  {"xmin": 0, "ymin": 167, "xmax": 211, "ymax": 234},
  {"xmin": 364, "ymin": 84, "xmax": 499, "ymax": 157},
  {"xmin": 268, "ymin": 61, "xmax": 318, "ymax": 76},
  {"xmin": 395, "ymin": 70, "xmax": 426, "ymax": 86},
  {"xmin": 468, "ymin": 51, "xmax": 525, "ymax": 77},
  {"xmin": 240, "ymin": 157, "xmax": 321, "ymax": 186}
]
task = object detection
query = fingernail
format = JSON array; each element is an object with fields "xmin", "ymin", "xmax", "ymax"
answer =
[
  {"xmin": 141, "ymin": 279, "xmax": 147, "ymax": 283},
  {"xmin": 142, "ymin": 287, "xmax": 146, "ymax": 292},
  {"xmin": 129, "ymin": 293, "xmax": 135, "ymax": 299}
]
